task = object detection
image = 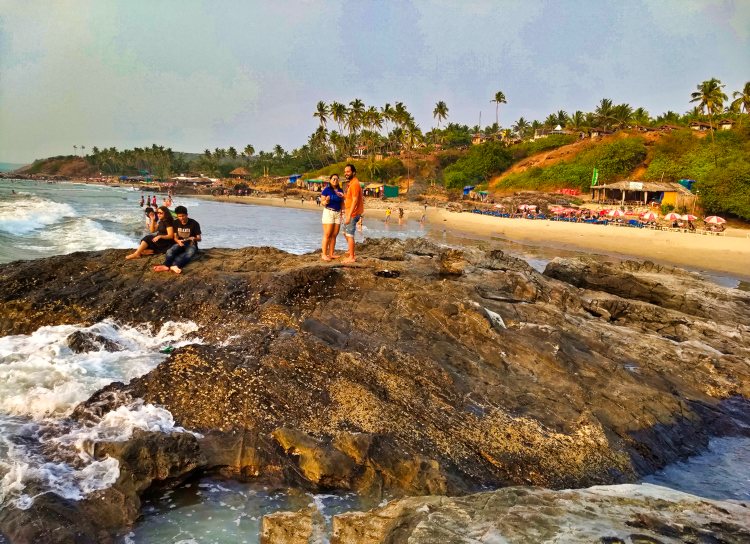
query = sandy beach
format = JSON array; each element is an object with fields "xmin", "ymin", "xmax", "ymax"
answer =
[{"xmin": 198, "ymin": 193, "xmax": 750, "ymax": 280}]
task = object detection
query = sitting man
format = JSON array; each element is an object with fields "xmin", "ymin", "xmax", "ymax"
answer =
[{"xmin": 153, "ymin": 205, "xmax": 201, "ymax": 274}]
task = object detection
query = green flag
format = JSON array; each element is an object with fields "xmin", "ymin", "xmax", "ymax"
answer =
[{"xmin": 591, "ymin": 168, "xmax": 599, "ymax": 186}]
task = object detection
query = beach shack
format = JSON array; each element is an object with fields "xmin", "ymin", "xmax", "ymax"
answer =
[
  {"xmin": 229, "ymin": 167, "xmax": 251, "ymax": 180},
  {"xmin": 718, "ymin": 119, "xmax": 735, "ymax": 130},
  {"xmin": 306, "ymin": 178, "xmax": 326, "ymax": 191},
  {"xmin": 591, "ymin": 180, "xmax": 695, "ymax": 208}
]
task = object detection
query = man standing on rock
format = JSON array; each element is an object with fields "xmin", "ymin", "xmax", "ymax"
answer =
[{"xmin": 342, "ymin": 163, "xmax": 363, "ymax": 263}]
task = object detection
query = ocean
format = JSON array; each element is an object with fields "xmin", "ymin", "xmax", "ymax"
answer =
[{"xmin": 0, "ymin": 179, "xmax": 748, "ymax": 543}]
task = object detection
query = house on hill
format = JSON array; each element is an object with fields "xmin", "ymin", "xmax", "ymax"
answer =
[
  {"xmin": 471, "ymin": 133, "xmax": 488, "ymax": 145},
  {"xmin": 229, "ymin": 167, "xmax": 251, "ymax": 179},
  {"xmin": 689, "ymin": 121, "xmax": 712, "ymax": 131},
  {"xmin": 533, "ymin": 125, "xmax": 569, "ymax": 141},
  {"xmin": 718, "ymin": 119, "xmax": 736, "ymax": 130}
]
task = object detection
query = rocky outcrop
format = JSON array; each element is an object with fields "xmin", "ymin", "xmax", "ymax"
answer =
[
  {"xmin": 0, "ymin": 240, "xmax": 749, "ymax": 542},
  {"xmin": 324, "ymin": 485, "xmax": 750, "ymax": 543}
]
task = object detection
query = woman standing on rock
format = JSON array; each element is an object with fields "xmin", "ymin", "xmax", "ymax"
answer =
[
  {"xmin": 126, "ymin": 206, "xmax": 175, "ymax": 259},
  {"xmin": 320, "ymin": 174, "xmax": 344, "ymax": 261}
]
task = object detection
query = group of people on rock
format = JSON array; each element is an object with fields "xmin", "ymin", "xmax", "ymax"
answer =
[
  {"xmin": 125, "ymin": 164, "xmax": 365, "ymax": 272},
  {"xmin": 125, "ymin": 204, "xmax": 202, "ymax": 274}
]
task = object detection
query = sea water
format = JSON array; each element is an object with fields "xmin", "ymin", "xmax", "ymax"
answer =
[
  {"xmin": 0, "ymin": 179, "xmax": 427, "ymax": 264},
  {"xmin": 1, "ymin": 180, "xmax": 748, "ymax": 541}
]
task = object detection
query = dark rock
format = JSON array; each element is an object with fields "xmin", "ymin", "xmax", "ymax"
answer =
[
  {"xmin": 66, "ymin": 330, "xmax": 123, "ymax": 353},
  {"xmin": 1, "ymin": 241, "xmax": 749, "ymax": 541}
]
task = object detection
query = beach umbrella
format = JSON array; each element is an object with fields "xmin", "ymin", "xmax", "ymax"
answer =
[
  {"xmin": 704, "ymin": 215, "xmax": 726, "ymax": 224},
  {"xmin": 681, "ymin": 214, "xmax": 697, "ymax": 222},
  {"xmin": 641, "ymin": 211, "xmax": 659, "ymax": 222},
  {"xmin": 608, "ymin": 209, "xmax": 626, "ymax": 218},
  {"xmin": 664, "ymin": 212, "xmax": 681, "ymax": 222}
]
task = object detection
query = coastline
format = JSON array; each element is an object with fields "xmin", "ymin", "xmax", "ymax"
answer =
[{"xmin": 194, "ymin": 193, "xmax": 750, "ymax": 281}]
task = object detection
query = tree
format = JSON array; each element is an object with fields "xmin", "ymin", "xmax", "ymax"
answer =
[
  {"xmin": 731, "ymin": 81, "xmax": 750, "ymax": 115},
  {"xmin": 273, "ymin": 144, "xmax": 285, "ymax": 159},
  {"xmin": 612, "ymin": 103, "xmax": 633, "ymax": 128},
  {"xmin": 433, "ymin": 101, "xmax": 449, "ymax": 128},
  {"xmin": 594, "ymin": 98, "xmax": 615, "ymax": 129},
  {"xmin": 243, "ymin": 144, "xmax": 255, "ymax": 158},
  {"xmin": 330, "ymin": 102, "xmax": 348, "ymax": 133},
  {"xmin": 313, "ymin": 100, "xmax": 329, "ymax": 128},
  {"xmin": 81, "ymin": 145, "xmax": 86, "ymax": 156},
  {"xmin": 491, "ymin": 91, "xmax": 507, "ymax": 126},
  {"xmin": 227, "ymin": 147, "xmax": 238, "ymax": 160},
  {"xmin": 690, "ymin": 78, "xmax": 728, "ymax": 163},
  {"xmin": 512, "ymin": 117, "xmax": 530, "ymax": 138},
  {"xmin": 555, "ymin": 110, "xmax": 569, "ymax": 127},
  {"xmin": 633, "ymin": 107, "xmax": 651, "ymax": 126},
  {"xmin": 568, "ymin": 111, "xmax": 587, "ymax": 130}
]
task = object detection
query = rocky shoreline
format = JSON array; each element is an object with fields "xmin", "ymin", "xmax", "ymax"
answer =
[{"xmin": 0, "ymin": 240, "xmax": 748, "ymax": 542}]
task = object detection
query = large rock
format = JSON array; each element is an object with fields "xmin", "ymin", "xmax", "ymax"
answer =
[
  {"xmin": 1, "ymin": 240, "xmax": 749, "ymax": 541},
  {"xmin": 327, "ymin": 485, "xmax": 750, "ymax": 543}
]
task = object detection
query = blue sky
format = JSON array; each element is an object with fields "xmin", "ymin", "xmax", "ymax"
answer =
[{"xmin": 1, "ymin": 0, "xmax": 748, "ymax": 163}]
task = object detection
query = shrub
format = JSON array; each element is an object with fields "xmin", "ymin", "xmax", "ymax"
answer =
[{"xmin": 442, "ymin": 141, "xmax": 513, "ymax": 189}]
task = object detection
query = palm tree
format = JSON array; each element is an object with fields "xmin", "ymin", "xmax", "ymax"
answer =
[
  {"xmin": 568, "ymin": 111, "xmax": 586, "ymax": 130},
  {"xmin": 555, "ymin": 110, "xmax": 569, "ymax": 127},
  {"xmin": 313, "ymin": 100, "xmax": 329, "ymax": 128},
  {"xmin": 81, "ymin": 145, "xmax": 86, "ymax": 156},
  {"xmin": 491, "ymin": 91, "xmax": 506, "ymax": 126},
  {"xmin": 612, "ymin": 103, "xmax": 634, "ymax": 128},
  {"xmin": 273, "ymin": 144, "xmax": 285, "ymax": 159},
  {"xmin": 594, "ymin": 98, "xmax": 615, "ymax": 129},
  {"xmin": 690, "ymin": 78, "xmax": 728, "ymax": 162},
  {"xmin": 544, "ymin": 114, "xmax": 558, "ymax": 128},
  {"xmin": 632, "ymin": 107, "xmax": 651, "ymax": 127},
  {"xmin": 73, "ymin": 145, "xmax": 78, "ymax": 156},
  {"xmin": 227, "ymin": 146, "xmax": 238, "ymax": 160},
  {"xmin": 243, "ymin": 144, "xmax": 255, "ymax": 158},
  {"xmin": 731, "ymin": 81, "xmax": 750, "ymax": 115},
  {"xmin": 330, "ymin": 102, "xmax": 348, "ymax": 133},
  {"xmin": 512, "ymin": 117, "xmax": 530, "ymax": 138},
  {"xmin": 381, "ymin": 103, "xmax": 394, "ymax": 135},
  {"xmin": 433, "ymin": 101, "xmax": 449, "ymax": 128}
]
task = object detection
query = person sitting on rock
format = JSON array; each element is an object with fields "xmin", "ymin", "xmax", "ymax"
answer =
[
  {"xmin": 153, "ymin": 205, "xmax": 201, "ymax": 274},
  {"xmin": 126, "ymin": 205, "xmax": 175, "ymax": 259}
]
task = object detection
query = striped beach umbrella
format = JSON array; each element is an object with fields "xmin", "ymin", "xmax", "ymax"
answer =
[
  {"xmin": 681, "ymin": 214, "xmax": 697, "ymax": 222},
  {"xmin": 704, "ymin": 215, "xmax": 726, "ymax": 224},
  {"xmin": 664, "ymin": 212, "xmax": 681, "ymax": 222},
  {"xmin": 641, "ymin": 211, "xmax": 659, "ymax": 222},
  {"xmin": 608, "ymin": 209, "xmax": 626, "ymax": 218}
]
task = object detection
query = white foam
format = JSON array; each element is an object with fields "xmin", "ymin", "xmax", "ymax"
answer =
[
  {"xmin": 0, "ymin": 320, "xmax": 201, "ymax": 509},
  {"xmin": 39, "ymin": 217, "xmax": 134, "ymax": 253},
  {"xmin": 0, "ymin": 319, "xmax": 200, "ymax": 419},
  {"xmin": 0, "ymin": 196, "xmax": 77, "ymax": 235}
]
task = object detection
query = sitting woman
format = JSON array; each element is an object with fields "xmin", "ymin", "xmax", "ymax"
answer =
[{"xmin": 126, "ymin": 206, "xmax": 175, "ymax": 259}]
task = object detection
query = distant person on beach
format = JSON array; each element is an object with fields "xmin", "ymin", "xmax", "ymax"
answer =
[
  {"xmin": 320, "ymin": 174, "xmax": 344, "ymax": 261},
  {"xmin": 151, "ymin": 195, "xmax": 157, "ymax": 208},
  {"xmin": 153, "ymin": 205, "xmax": 201, "ymax": 274},
  {"xmin": 342, "ymin": 164, "xmax": 363, "ymax": 263},
  {"xmin": 126, "ymin": 206, "xmax": 175, "ymax": 259},
  {"xmin": 385, "ymin": 208, "xmax": 391, "ymax": 223},
  {"xmin": 144, "ymin": 207, "xmax": 157, "ymax": 232},
  {"xmin": 163, "ymin": 195, "xmax": 172, "ymax": 208},
  {"xmin": 139, "ymin": 195, "xmax": 144, "ymax": 207},
  {"xmin": 398, "ymin": 207, "xmax": 404, "ymax": 224}
]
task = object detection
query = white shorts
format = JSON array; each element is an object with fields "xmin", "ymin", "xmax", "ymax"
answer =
[{"xmin": 322, "ymin": 208, "xmax": 342, "ymax": 225}]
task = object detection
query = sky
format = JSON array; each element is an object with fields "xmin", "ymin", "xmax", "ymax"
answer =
[{"xmin": 1, "ymin": 0, "xmax": 748, "ymax": 163}]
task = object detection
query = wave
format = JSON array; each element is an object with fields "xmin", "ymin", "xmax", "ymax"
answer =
[
  {"xmin": 0, "ymin": 320, "xmax": 202, "ymax": 509},
  {"xmin": 39, "ymin": 217, "xmax": 136, "ymax": 253},
  {"xmin": 0, "ymin": 196, "xmax": 77, "ymax": 235}
]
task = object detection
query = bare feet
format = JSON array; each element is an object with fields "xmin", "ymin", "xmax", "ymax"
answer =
[
  {"xmin": 125, "ymin": 253, "xmax": 140, "ymax": 260},
  {"xmin": 341, "ymin": 256, "xmax": 356, "ymax": 264},
  {"xmin": 152, "ymin": 265, "xmax": 169, "ymax": 272},
  {"xmin": 170, "ymin": 266, "xmax": 182, "ymax": 274},
  {"xmin": 328, "ymin": 254, "xmax": 341, "ymax": 259},
  {"xmin": 321, "ymin": 255, "xmax": 332, "ymax": 261}
]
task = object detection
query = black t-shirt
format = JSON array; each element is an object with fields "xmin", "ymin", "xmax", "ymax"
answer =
[{"xmin": 174, "ymin": 218, "xmax": 201, "ymax": 246}]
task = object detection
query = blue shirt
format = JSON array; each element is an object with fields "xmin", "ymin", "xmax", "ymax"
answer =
[{"xmin": 321, "ymin": 185, "xmax": 344, "ymax": 212}]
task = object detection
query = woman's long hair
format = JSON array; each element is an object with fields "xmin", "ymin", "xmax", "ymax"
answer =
[{"xmin": 157, "ymin": 205, "xmax": 174, "ymax": 227}]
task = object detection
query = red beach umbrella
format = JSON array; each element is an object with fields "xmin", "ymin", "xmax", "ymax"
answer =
[
  {"xmin": 664, "ymin": 212, "xmax": 681, "ymax": 222},
  {"xmin": 704, "ymin": 216, "xmax": 726, "ymax": 224},
  {"xmin": 608, "ymin": 209, "xmax": 626, "ymax": 218},
  {"xmin": 641, "ymin": 211, "xmax": 659, "ymax": 222},
  {"xmin": 681, "ymin": 214, "xmax": 697, "ymax": 222}
]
